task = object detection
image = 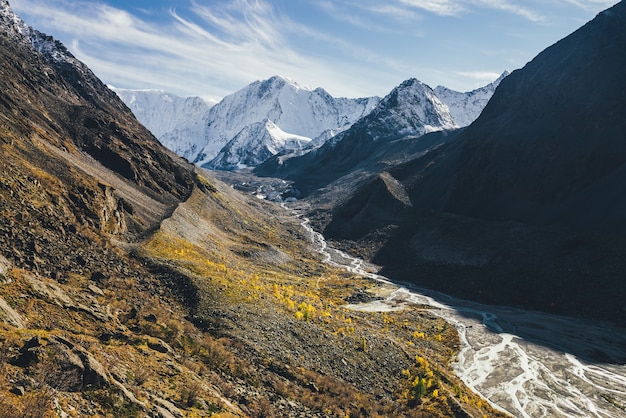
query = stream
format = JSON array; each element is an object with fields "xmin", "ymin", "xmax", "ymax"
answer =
[{"xmin": 295, "ymin": 210, "xmax": 626, "ymax": 418}]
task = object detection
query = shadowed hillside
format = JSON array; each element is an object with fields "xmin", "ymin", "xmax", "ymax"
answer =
[{"xmin": 323, "ymin": 1, "xmax": 626, "ymax": 326}]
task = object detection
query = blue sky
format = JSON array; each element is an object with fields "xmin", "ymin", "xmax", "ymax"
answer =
[{"xmin": 9, "ymin": 0, "xmax": 620, "ymax": 102}]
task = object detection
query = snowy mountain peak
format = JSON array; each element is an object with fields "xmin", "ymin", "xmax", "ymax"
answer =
[
  {"xmin": 206, "ymin": 118, "xmax": 313, "ymax": 170},
  {"xmin": 189, "ymin": 76, "xmax": 381, "ymax": 168},
  {"xmin": 1, "ymin": 0, "xmax": 67, "ymax": 62},
  {"xmin": 116, "ymin": 73, "xmax": 503, "ymax": 171},
  {"xmin": 364, "ymin": 76, "xmax": 456, "ymax": 139},
  {"xmin": 256, "ymin": 75, "xmax": 313, "ymax": 94},
  {"xmin": 434, "ymin": 71, "xmax": 509, "ymax": 127},
  {"xmin": 111, "ymin": 87, "xmax": 213, "ymax": 162}
]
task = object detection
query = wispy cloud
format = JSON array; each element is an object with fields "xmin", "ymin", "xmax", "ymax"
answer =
[
  {"xmin": 316, "ymin": 1, "xmax": 418, "ymax": 33},
  {"xmin": 399, "ymin": 0, "xmax": 466, "ymax": 16},
  {"xmin": 457, "ymin": 71, "xmax": 503, "ymax": 81},
  {"xmin": 9, "ymin": 0, "xmax": 412, "ymax": 99},
  {"xmin": 8, "ymin": 0, "xmax": 300, "ymax": 99},
  {"xmin": 9, "ymin": 0, "xmax": 616, "ymax": 99},
  {"xmin": 368, "ymin": 4, "xmax": 422, "ymax": 20},
  {"xmin": 399, "ymin": 0, "xmax": 543, "ymax": 21},
  {"xmin": 557, "ymin": 0, "xmax": 619, "ymax": 10},
  {"xmin": 473, "ymin": 0, "xmax": 543, "ymax": 22}
]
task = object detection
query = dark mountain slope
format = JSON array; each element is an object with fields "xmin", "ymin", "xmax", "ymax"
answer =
[
  {"xmin": 0, "ymin": 3, "xmax": 195, "ymax": 211},
  {"xmin": 445, "ymin": 2, "xmax": 626, "ymax": 230},
  {"xmin": 325, "ymin": 1, "xmax": 626, "ymax": 326},
  {"xmin": 0, "ymin": 0, "xmax": 197, "ymax": 281}
]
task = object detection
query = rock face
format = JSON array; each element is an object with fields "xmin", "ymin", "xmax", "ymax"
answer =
[
  {"xmin": 324, "ymin": 1, "xmax": 626, "ymax": 325},
  {"xmin": 0, "ymin": 0, "xmax": 194, "ymax": 203},
  {"xmin": 0, "ymin": 0, "xmax": 197, "ymax": 277}
]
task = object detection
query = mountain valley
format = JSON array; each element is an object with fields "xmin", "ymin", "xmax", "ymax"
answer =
[
  {"xmin": 2, "ymin": 0, "xmax": 626, "ymax": 417},
  {"xmin": 0, "ymin": 1, "xmax": 507, "ymax": 417}
]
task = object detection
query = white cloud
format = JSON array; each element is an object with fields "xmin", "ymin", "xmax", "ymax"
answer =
[
  {"xmin": 399, "ymin": 0, "xmax": 543, "ymax": 21},
  {"xmin": 472, "ymin": 0, "xmax": 544, "ymax": 22},
  {"xmin": 315, "ymin": 1, "xmax": 418, "ymax": 33},
  {"xmin": 457, "ymin": 71, "xmax": 503, "ymax": 81},
  {"xmin": 8, "ymin": 0, "xmax": 301, "ymax": 99},
  {"xmin": 556, "ymin": 0, "xmax": 619, "ymax": 10},
  {"xmin": 9, "ymin": 0, "xmax": 408, "ymax": 99},
  {"xmin": 9, "ymin": 0, "xmax": 616, "ymax": 99},
  {"xmin": 399, "ymin": 0, "xmax": 466, "ymax": 15}
]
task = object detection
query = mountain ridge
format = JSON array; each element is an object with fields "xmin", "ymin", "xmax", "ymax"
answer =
[
  {"xmin": 254, "ymin": 75, "xmax": 464, "ymax": 197},
  {"xmin": 116, "ymin": 73, "xmax": 504, "ymax": 172}
]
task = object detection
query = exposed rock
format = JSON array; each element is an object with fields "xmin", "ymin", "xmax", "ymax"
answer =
[
  {"xmin": 0, "ymin": 295, "xmax": 25, "ymax": 328},
  {"xmin": 147, "ymin": 338, "xmax": 173, "ymax": 354},
  {"xmin": 9, "ymin": 386, "xmax": 24, "ymax": 396},
  {"xmin": 87, "ymin": 284, "xmax": 104, "ymax": 296},
  {"xmin": 74, "ymin": 349, "xmax": 110, "ymax": 389},
  {"xmin": 90, "ymin": 271, "xmax": 107, "ymax": 283},
  {"xmin": 143, "ymin": 313, "xmax": 158, "ymax": 323},
  {"xmin": 344, "ymin": 290, "xmax": 383, "ymax": 304},
  {"xmin": 0, "ymin": 254, "xmax": 10, "ymax": 277},
  {"xmin": 46, "ymin": 341, "xmax": 85, "ymax": 392},
  {"xmin": 151, "ymin": 396, "xmax": 184, "ymax": 418},
  {"xmin": 11, "ymin": 336, "xmax": 44, "ymax": 367}
]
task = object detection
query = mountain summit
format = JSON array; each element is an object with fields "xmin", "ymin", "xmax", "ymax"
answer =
[
  {"xmin": 434, "ymin": 71, "xmax": 508, "ymax": 127},
  {"xmin": 255, "ymin": 75, "xmax": 462, "ymax": 196},
  {"xmin": 116, "ymin": 75, "xmax": 381, "ymax": 170},
  {"xmin": 117, "ymin": 73, "xmax": 504, "ymax": 172}
]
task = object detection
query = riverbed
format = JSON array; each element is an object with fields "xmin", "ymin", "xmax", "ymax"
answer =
[{"xmin": 297, "ymin": 211, "xmax": 626, "ymax": 418}]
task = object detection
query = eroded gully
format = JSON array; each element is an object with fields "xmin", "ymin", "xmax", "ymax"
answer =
[{"xmin": 294, "ymin": 210, "xmax": 626, "ymax": 418}]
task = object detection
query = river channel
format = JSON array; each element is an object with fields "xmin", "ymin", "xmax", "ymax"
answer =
[{"xmin": 296, "ymin": 211, "xmax": 626, "ymax": 418}]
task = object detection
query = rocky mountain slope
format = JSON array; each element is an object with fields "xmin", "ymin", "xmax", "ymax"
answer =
[
  {"xmin": 321, "ymin": 1, "xmax": 626, "ymax": 326},
  {"xmin": 0, "ymin": 1, "xmax": 506, "ymax": 417}
]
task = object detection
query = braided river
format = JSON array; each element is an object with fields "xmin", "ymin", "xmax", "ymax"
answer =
[{"xmin": 298, "ymin": 211, "xmax": 626, "ymax": 417}]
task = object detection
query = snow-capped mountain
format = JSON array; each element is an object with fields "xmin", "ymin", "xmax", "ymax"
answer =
[
  {"xmin": 114, "ymin": 72, "xmax": 504, "ymax": 171},
  {"xmin": 114, "ymin": 75, "xmax": 380, "ymax": 170},
  {"xmin": 208, "ymin": 119, "xmax": 312, "ymax": 170},
  {"xmin": 111, "ymin": 88, "xmax": 213, "ymax": 162},
  {"xmin": 434, "ymin": 71, "xmax": 509, "ymax": 127},
  {"xmin": 255, "ymin": 77, "xmax": 461, "ymax": 195},
  {"xmin": 194, "ymin": 75, "xmax": 380, "ymax": 169},
  {"xmin": 355, "ymin": 77, "xmax": 457, "ymax": 141}
]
